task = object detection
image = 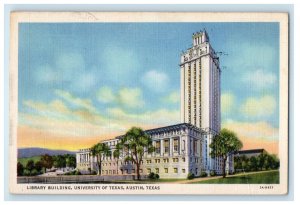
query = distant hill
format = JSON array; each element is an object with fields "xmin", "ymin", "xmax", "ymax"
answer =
[{"xmin": 18, "ymin": 147, "xmax": 76, "ymax": 158}]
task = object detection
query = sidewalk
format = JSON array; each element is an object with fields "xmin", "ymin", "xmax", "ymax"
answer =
[{"xmin": 165, "ymin": 176, "xmax": 223, "ymax": 184}]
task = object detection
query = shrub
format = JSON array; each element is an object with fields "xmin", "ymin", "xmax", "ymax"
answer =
[
  {"xmin": 200, "ymin": 171, "xmax": 207, "ymax": 177},
  {"xmin": 210, "ymin": 170, "xmax": 216, "ymax": 177},
  {"xmin": 17, "ymin": 162, "xmax": 24, "ymax": 176},
  {"xmin": 148, "ymin": 172, "xmax": 159, "ymax": 180},
  {"xmin": 187, "ymin": 173, "xmax": 195, "ymax": 180},
  {"xmin": 23, "ymin": 169, "xmax": 31, "ymax": 176},
  {"xmin": 148, "ymin": 172, "xmax": 157, "ymax": 179},
  {"xmin": 31, "ymin": 169, "xmax": 40, "ymax": 176},
  {"xmin": 75, "ymin": 170, "xmax": 82, "ymax": 175},
  {"xmin": 91, "ymin": 170, "xmax": 97, "ymax": 175}
]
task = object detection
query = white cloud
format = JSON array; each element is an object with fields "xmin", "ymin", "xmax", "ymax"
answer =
[
  {"xmin": 221, "ymin": 92, "xmax": 235, "ymax": 114},
  {"xmin": 23, "ymin": 98, "xmax": 104, "ymax": 124},
  {"xmin": 100, "ymin": 45, "xmax": 139, "ymax": 83},
  {"xmin": 107, "ymin": 107, "xmax": 180, "ymax": 126},
  {"xmin": 72, "ymin": 72, "xmax": 97, "ymax": 92},
  {"xmin": 56, "ymin": 53, "xmax": 85, "ymax": 73},
  {"xmin": 118, "ymin": 87, "xmax": 145, "ymax": 108},
  {"xmin": 141, "ymin": 70, "xmax": 170, "ymax": 93},
  {"xmin": 34, "ymin": 53, "xmax": 100, "ymax": 92},
  {"xmin": 34, "ymin": 64, "xmax": 59, "ymax": 84},
  {"xmin": 242, "ymin": 69, "xmax": 277, "ymax": 90},
  {"xmin": 161, "ymin": 91, "xmax": 180, "ymax": 104},
  {"xmin": 96, "ymin": 86, "xmax": 116, "ymax": 103},
  {"xmin": 96, "ymin": 86, "xmax": 145, "ymax": 108},
  {"xmin": 240, "ymin": 95, "xmax": 276, "ymax": 118},
  {"xmin": 222, "ymin": 120, "xmax": 279, "ymax": 141},
  {"xmin": 54, "ymin": 89, "xmax": 97, "ymax": 112}
]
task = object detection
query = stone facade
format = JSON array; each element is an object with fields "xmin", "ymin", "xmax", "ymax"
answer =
[{"xmin": 78, "ymin": 123, "xmax": 212, "ymax": 178}]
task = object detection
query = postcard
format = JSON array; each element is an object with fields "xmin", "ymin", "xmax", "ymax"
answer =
[{"xmin": 9, "ymin": 12, "xmax": 288, "ymax": 195}]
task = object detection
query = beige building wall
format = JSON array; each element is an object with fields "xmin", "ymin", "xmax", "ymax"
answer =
[{"xmin": 76, "ymin": 124, "xmax": 207, "ymax": 178}]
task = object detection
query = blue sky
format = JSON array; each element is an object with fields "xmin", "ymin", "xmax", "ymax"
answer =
[{"xmin": 18, "ymin": 22, "xmax": 280, "ymax": 152}]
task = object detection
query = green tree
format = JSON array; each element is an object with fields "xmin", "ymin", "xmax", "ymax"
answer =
[
  {"xmin": 17, "ymin": 162, "xmax": 24, "ymax": 176},
  {"xmin": 118, "ymin": 127, "xmax": 154, "ymax": 180},
  {"xmin": 65, "ymin": 154, "xmax": 76, "ymax": 168},
  {"xmin": 40, "ymin": 154, "xmax": 54, "ymax": 173},
  {"xmin": 257, "ymin": 153, "xmax": 267, "ymax": 171},
  {"xmin": 241, "ymin": 158, "xmax": 250, "ymax": 172},
  {"xmin": 210, "ymin": 128, "xmax": 243, "ymax": 178},
  {"xmin": 26, "ymin": 160, "xmax": 35, "ymax": 176},
  {"xmin": 270, "ymin": 154, "xmax": 280, "ymax": 169},
  {"xmin": 113, "ymin": 143, "xmax": 121, "ymax": 175},
  {"xmin": 90, "ymin": 143, "xmax": 111, "ymax": 175},
  {"xmin": 34, "ymin": 161, "xmax": 43, "ymax": 173},
  {"xmin": 249, "ymin": 156, "xmax": 258, "ymax": 171},
  {"xmin": 53, "ymin": 155, "xmax": 66, "ymax": 169}
]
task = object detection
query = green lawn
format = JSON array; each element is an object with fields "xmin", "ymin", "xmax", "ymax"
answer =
[
  {"xmin": 193, "ymin": 170, "xmax": 279, "ymax": 184},
  {"xmin": 18, "ymin": 156, "xmax": 41, "ymax": 166}
]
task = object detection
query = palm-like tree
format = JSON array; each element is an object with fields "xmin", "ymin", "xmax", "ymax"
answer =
[
  {"xmin": 118, "ymin": 127, "xmax": 154, "ymax": 180},
  {"xmin": 113, "ymin": 144, "xmax": 121, "ymax": 174},
  {"xmin": 90, "ymin": 143, "xmax": 111, "ymax": 175}
]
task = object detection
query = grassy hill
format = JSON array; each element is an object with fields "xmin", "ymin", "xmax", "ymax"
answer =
[
  {"xmin": 18, "ymin": 156, "xmax": 41, "ymax": 166},
  {"xmin": 193, "ymin": 170, "xmax": 279, "ymax": 184}
]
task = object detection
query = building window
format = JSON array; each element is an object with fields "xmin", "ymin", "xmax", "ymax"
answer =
[
  {"xmin": 174, "ymin": 139, "xmax": 179, "ymax": 152},
  {"xmin": 155, "ymin": 168, "xmax": 159, "ymax": 174},
  {"xmin": 164, "ymin": 139, "xmax": 169, "ymax": 153},
  {"xmin": 147, "ymin": 168, "xmax": 151, "ymax": 174},
  {"xmin": 182, "ymin": 169, "xmax": 186, "ymax": 173},
  {"xmin": 173, "ymin": 158, "xmax": 179, "ymax": 163},
  {"xmin": 164, "ymin": 168, "xmax": 168, "ymax": 173},
  {"xmin": 163, "ymin": 158, "xmax": 169, "ymax": 163},
  {"xmin": 174, "ymin": 168, "xmax": 178, "ymax": 173},
  {"xmin": 155, "ymin": 141, "xmax": 161, "ymax": 154},
  {"xmin": 182, "ymin": 158, "xmax": 185, "ymax": 162},
  {"xmin": 182, "ymin": 140, "xmax": 186, "ymax": 151},
  {"xmin": 155, "ymin": 159, "xmax": 160, "ymax": 163}
]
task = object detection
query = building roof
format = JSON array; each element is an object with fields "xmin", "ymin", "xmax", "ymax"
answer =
[
  {"xmin": 102, "ymin": 123, "xmax": 212, "ymax": 143},
  {"xmin": 235, "ymin": 149, "xmax": 265, "ymax": 155}
]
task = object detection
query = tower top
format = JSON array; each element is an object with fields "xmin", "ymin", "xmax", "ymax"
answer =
[{"xmin": 192, "ymin": 30, "xmax": 209, "ymax": 46}]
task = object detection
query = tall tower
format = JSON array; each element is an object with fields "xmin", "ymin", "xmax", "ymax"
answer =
[{"xmin": 180, "ymin": 31, "xmax": 221, "ymax": 133}]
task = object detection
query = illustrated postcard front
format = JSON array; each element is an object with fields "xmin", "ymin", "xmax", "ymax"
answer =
[{"xmin": 9, "ymin": 12, "xmax": 289, "ymax": 195}]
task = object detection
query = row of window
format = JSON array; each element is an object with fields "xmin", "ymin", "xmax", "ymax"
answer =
[
  {"xmin": 147, "ymin": 168, "xmax": 185, "ymax": 174},
  {"xmin": 100, "ymin": 168, "xmax": 188, "ymax": 175},
  {"xmin": 154, "ymin": 139, "xmax": 181, "ymax": 154},
  {"xmin": 146, "ymin": 158, "xmax": 183, "ymax": 164},
  {"xmin": 100, "ymin": 157, "xmax": 202, "ymax": 166}
]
